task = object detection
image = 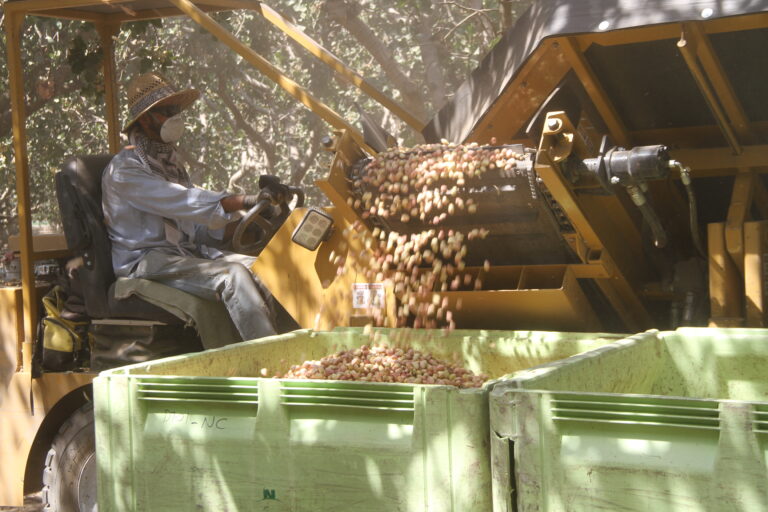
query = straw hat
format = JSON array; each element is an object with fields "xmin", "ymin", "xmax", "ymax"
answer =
[{"xmin": 122, "ymin": 71, "xmax": 200, "ymax": 132}]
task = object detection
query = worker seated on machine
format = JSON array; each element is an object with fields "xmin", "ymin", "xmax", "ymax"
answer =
[{"xmin": 102, "ymin": 71, "xmax": 284, "ymax": 342}]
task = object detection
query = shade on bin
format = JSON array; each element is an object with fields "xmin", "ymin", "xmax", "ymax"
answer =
[
  {"xmin": 93, "ymin": 327, "xmax": 621, "ymax": 512},
  {"xmin": 490, "ymin": 328, "xmax": 768, "ymax": 512}
]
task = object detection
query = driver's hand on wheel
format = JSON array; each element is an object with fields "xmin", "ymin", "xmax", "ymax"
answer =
[
  {"xmin": 241, "ymin": 191, "xmax": 280, "ymax": 210},
  {"xmin": 259, "ymin": 175, "xmax": 290, "ymax": 204},
  {"xmin": 241, "ymin": 194, "xmax": 262, "ymax": 210}
]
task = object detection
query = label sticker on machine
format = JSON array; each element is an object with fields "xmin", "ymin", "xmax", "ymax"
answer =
[{"xmin": 353, "ymin": 283, "xmax": 385, "ymax": 309}]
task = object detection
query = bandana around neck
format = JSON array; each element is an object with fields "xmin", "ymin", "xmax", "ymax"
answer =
[{"xmin": 128, "ymin": 128, "xmax": 191, "ymax": 186}]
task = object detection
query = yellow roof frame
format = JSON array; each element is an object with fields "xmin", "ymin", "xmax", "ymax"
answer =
[{"xmin": 4, "ymin": 0, "xmax": 424, "ymax": 373}]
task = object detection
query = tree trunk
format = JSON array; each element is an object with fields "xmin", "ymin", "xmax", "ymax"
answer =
[
  {"xmin": 414, "ymin": 0, "xmax": 448, "ymax": 109},
  {"xmin": 500, "ymin": 0, "xmax": 514, "ymax": 29},
  {"xmin": 322, "ymin": 0, "xmax": 428, "ymax": 120},
  {"xmin": 501, "ymin": 0, "xmax": 531, "ymax": 30}
]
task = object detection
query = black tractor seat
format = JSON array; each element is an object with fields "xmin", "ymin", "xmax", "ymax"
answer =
[
  {"xmin": 56, "ymin": 155, "xmax": 183, "ymax": 322},
  {"xmin": 55, "ymin": 155, "xmax": 208, "ymax": 369}
]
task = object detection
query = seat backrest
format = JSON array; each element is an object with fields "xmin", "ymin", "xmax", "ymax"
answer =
[{"xmin": 56, "ymin": 155, "xmax": 115, "ymax": 318}]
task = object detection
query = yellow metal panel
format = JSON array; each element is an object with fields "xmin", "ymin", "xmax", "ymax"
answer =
[
  {"xmin": 0, "ymin": 287, "xmax": 25, "ymax": 375},
  {"xmin": 535, "ymin": 114, "xmax": 603, "ymax": 252},
  {"xmin": 251, "ymin": 207, "xmax": 395, "ymax": 330},
  {"xmin": 0, "ymin": 285, "xmax": 49, "ymax": 377},
  {"xmin": 31, "ymin": 372, "xmax": 95, "ymax": 411},
  {"xmin": 0, "ymin": 372, "xmax": 32, "ymax": 507},
  {"xmin": 0, "ymin": 286, "xmax": 31, "ymax": 505},
  {"xmin": 744, "ymin": 221, "xmax": 768, "ymax": 327},
  {"xmin": 1, "ymin": 282, "xmax": 92, "ymax": 505},
  {"xmin": 535, "ymin": 112, "xmax": 652, "ymax": 330},
  {"xmin": 0, "ymin": 372, "xmax": 93, "ymax": 505},
  {"xmin": 8, "ymin": 233, "xmax": 66, "ymax": 253},
  {"xmin": 581, "ymin": 192, "xmax": 652, "ymax": 283},
  {"xmin": 437, "ymin": 266, "xmax": 600, "ymax": 331},
  {"xmin": 708, "ymin": 222, "xmax": 744, "ymax": 326}
]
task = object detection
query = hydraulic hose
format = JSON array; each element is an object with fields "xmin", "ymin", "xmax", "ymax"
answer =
[
  {"xmin": 626, "ymin": 185, "xmax": 668, "ymax": 248},
  {"xmin": 670, "ymin": 160, "xmax": 706, "ymax": 258}
]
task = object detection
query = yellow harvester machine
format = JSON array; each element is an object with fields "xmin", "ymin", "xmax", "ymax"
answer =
[{"xmin": 2, "ymin": 0, "xmax": 767, "ymax": 508}]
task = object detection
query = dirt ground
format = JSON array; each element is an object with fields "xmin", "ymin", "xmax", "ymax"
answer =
[{"xmin": 0, "ymin": 493, "xmax": 43, "ymax": 512}]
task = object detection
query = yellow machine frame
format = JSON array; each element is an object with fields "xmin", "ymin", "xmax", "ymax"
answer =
[
  {"xmin": 452, "ymin": 12, "xmax": 768, "ymax": 330},
  {"xmin": 3, "ymin": 0, "xmax": 768, "ymax": 505}
]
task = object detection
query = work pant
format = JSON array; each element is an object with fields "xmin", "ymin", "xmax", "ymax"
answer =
[{"xmin": 129, "ymin": 249, "xmax": 278, "ymax": 342}]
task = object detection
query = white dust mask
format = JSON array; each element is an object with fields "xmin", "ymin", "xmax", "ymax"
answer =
[{"xmin": 160, "ymin": 114, "xmax": 185, "ymax": 143}]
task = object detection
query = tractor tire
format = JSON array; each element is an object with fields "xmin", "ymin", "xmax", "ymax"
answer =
[{"xmin": 42, "ymin": 401, "xmax": 98, "ymax": 512}]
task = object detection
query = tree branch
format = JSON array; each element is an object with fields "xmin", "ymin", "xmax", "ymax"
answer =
[
  {"xmin": 438, "ymin": 1, "xmax": 497, "ymax": 41},
  {"xmin": 216, "ymin": 78, "xmax": 277, "ymax": 173},
  {"xmin": 468, "ymin": 0, "xmax": 498, "ymax": 41},
  {"xmin": 321, "ymin": 0, "xmax": 428, "ymax": 120},
  {"xmin": 287, "ymin": 116, "xmax": 324, "ymax": 186},
  {"xmin": 0, "ymin": 64, "xmax": 85, "ymax": 139}
]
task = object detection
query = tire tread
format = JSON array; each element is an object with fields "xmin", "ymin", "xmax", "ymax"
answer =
[{"xmin": 42, "ymin": 402, "xmax": 95, "ymax": 512}]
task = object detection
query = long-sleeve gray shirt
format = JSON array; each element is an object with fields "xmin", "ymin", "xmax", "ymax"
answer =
[{"xmin": 102, "ymin": 148, "xmax": 237, "ymax": 276}]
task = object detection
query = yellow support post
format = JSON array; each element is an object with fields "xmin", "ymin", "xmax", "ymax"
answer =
[
  {"xmin": 167, "ymin": 0, "xmax": 375, "ymax": 155},
  {"xmin": 744, "ymin": 221, "xmax": 768, "ymax": 327},
  {"xmin": 708, "ymin": 222, "xmax": 744, "ymax": 326},
  {"xmin": 97, "ymin": 22, "xmax": 122, "ymax": 153},
  {"xmin": 725, "ymin": 168, "xmax": 756, "ymax": 275},
  {"xmin": 4, "ymin": 12, "xmax": 36, "ymax": 373}
]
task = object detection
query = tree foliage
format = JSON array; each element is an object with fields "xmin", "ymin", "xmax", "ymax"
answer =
[{"xmin": 0, "ymin": 0, "xmax": 533, "ymax": 247}]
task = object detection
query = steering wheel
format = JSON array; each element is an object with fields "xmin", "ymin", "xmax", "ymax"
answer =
[{"xmin": 231, "ymin": 185, "xmax": 305, "ymax": 255}]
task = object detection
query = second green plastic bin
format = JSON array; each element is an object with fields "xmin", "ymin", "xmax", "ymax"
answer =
[{"xmin": 490, "ymin": 327, "xmax": 768, "ymax": 512}]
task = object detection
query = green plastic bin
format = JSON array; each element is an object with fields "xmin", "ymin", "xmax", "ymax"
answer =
[
  {"xmin": 94, "ymin": 327, "xmax": 621, "ymax": 512},
  {"xmin": 490, "ymin": 327, "xmax": 768, "ymax": 512}
]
